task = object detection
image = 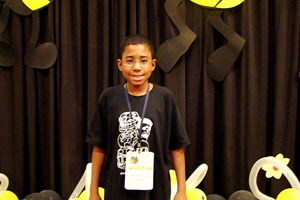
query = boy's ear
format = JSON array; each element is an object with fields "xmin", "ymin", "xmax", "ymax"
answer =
[
  {"xmin": 151, "ymin": 59, "xmax": 157, "ymax": 71},
  {"xmin": 117, "ymin": 59, "xmax": 123, "ymax": 71}
]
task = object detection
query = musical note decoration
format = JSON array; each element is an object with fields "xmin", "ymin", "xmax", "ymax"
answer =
[
  {"xmin": 191, "ymin": 0, "xmax": 246, "ymax": 82},
  {"xmin": 0, "ymin": 0, "xmax": 57, "ymax": 69},
  {"xmin": 156, "ymin": 0, "xmax": 197, "ymax": 73}
]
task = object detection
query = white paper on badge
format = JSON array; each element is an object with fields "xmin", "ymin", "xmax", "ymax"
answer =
[{"xmin": 125, "ymin": 151, "xmax": 154, "ymax": 190}]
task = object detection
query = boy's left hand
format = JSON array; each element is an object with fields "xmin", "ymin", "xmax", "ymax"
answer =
[{"xmin": 174, "ymin": 191, "xmax": 187, "ymax": 200}]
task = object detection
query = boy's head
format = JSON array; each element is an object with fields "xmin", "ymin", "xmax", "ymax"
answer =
[
  {"xmin": 119, "ymin": 35, "xmax": 155, "ymax": 59},
  {"xmin": 117, "ymin": 35, "xmax": 156, "ymax": 90}
]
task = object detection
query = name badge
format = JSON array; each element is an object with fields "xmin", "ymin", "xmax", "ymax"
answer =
[{"xmin": 125, "ymin": 151, "xmax": 154, "ymax": 190}]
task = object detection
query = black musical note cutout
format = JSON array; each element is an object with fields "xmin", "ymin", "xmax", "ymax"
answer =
[
  {"xmin": 156, "ymin": 0, "xmax": 197, "ymax": 72},
  {"xmin": 24, "ymin": 11, "xmax": 57, "ymax": 69},
  {"xmin": 0, "ymin": 2, "xmax": 18, "ymax": 67},
  {"xmin": 191, "ymin": 0, "xmax": 246, "ymax": 82},
  {"xmin": 0, "ymin": 0, "xmax": 57, "ymax": 69},
  {"xmin": 206, "ymin": 9, "xmax": 245, "ymax": 82}
]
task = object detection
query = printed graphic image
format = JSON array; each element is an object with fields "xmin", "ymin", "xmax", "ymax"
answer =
[{"xmin": 117, "ymin": 111, "xmax": 153, "ymax": 174}]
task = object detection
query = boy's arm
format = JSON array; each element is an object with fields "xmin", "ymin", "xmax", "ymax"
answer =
[
  {"xmin": 171, "ymin": 147, "xmax": 187, "ymax": 200},
  {"xmin": 90, "ymin": 146, "xmax": 105, "ymax": 200}
]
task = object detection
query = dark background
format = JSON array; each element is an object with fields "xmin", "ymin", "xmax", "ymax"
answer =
[{"xmin": 0, "ymin": 0, "xmax": 299, "ymax": 199}]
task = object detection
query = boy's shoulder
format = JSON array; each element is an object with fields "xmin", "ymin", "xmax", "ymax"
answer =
[
  {"xmin": 153, "ymin": 84, "xmax": 172, "ymax": 91},
  {"xmin": 152, "ymin": 84, "xmax": 175, "ymax": 97},
  {"xmin": 103, "ymin": 84, "xmax": 123, "ymax": 93},
  {"xmin": 98, "ymin": 85, "xmax": 123, "ymax": 101}
]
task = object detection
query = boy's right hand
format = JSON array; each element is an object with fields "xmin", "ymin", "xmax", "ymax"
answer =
[{"xmin": 89, "ymin": 193, "xmax": 102, "ymax": 200}]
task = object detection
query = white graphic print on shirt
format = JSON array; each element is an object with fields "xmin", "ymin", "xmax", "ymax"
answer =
[{"xmin": 117, "ymin": 111, "xmax": 153, "ymax": 174}]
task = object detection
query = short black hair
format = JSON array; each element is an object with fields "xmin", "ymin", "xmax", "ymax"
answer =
[{"xmin": 119, "ymin": 35, "xmax": 155, "ymax": 59}]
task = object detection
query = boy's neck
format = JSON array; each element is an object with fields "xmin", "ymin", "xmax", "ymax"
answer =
[{"xmin": 125, "ymin": 83, "xmax": 153, "ymax": 96}]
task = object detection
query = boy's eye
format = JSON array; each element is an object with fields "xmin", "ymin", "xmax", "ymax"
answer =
[
  {"xmin": 140, "ymin": 60, "xmax": 148, "ymax": 63},
  {"xmin": 127, "ymin": 59, "xmax": 135, "ymax": 63}
]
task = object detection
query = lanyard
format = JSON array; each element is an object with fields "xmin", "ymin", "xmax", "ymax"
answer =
[{"xmin": 124, "ymin": 84, "xmax": 150, "ymax": 149}]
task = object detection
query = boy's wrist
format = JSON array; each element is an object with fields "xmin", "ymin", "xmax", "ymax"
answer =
[
  {"xmin": 176, "ymin": 182, "xmax": 187, "ymax": 192},
  {"xmin": 90, "ymin": 184, "xmax": 99, "ymax": 192},
  {"xmin": 177, "ymin": 187, "xmax": 187, "ymax": 193}
]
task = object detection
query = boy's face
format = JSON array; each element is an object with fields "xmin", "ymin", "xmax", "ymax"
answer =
[{"xmin": 117, "ymin": 44, "xmax": 156, "ymax": 89}]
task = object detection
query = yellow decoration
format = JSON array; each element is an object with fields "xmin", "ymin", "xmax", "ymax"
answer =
[
  {"xmin": 22, "ymin": 0, "xmax": 51, "ymax": 11},
  {"xmin": 78, "ymin": 187, "xmax": 104, "ymax": 200},
  {"xmin": 169, "ymin": 168, "xmax": 208, "ymax": 200},
  {"xmin": 190, "ymin": 0, "xmax": 244, "ymax": 9},
  {"xmin": 169, "ymin": 169, "xmax": 177, "ymax": 186},
  {"xmin": 78, "ymin": 190, "xmax": 87, "ymax": 199},
  {"xmin": 0, "ymin": 190, "xmax": 18, "ymax": 200},
  {"xmin": 276, "ymin": 188, "xmax": 300, "ymax": 200},
  {"xmin": 262, "ymin": 153, "xmax": 290, "ymax": 179},
  {"xmin": 187, "ymin": 188, "xmax": 207, "ymax": 200}
]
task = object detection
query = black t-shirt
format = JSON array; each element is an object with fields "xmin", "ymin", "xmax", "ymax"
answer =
[{"xmin": 86, "ymin": 84, "xmax": 190, "ymax": 200}]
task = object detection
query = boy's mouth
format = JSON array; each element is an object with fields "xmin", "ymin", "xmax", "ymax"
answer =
[{"xmin": 132, "ymin": 75, "xmax": 143, "ymax": 79}]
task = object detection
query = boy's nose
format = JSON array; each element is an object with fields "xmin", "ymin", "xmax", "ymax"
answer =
[{"xmin": 132, "ymin": 62, "xmax": 142, "ymax": 70}]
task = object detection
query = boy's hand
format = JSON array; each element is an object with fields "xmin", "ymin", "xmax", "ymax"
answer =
[
  {"xmin": 173, "ymin": 190, "xmax": 187, "ymax": 200},
  {"xmin": 89, "ymin": 192, "xmax": 102, "ymax": 200}
]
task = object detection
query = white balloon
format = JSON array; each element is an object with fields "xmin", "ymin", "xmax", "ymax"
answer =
[
  {"xmin": 170, "ymin": 163, "xmax": 208, "ymax": 200},
  {"xmin": 249, "ymin": 157, "xmax": 300, "ymax": 200},
  {"xmin": 0, "ymin": 173, "xmax": 9, "ymax": 196},
  {"xmin": 68, "ymin": 163, "xmax": 91, "ymax": 200},
  {"xmin": 186, "ymin": 164, "xmax": 208, "ymax": 191},
  {"xmin": 85, "ymin": 163, "xmax": 92, "ymax": 199}
]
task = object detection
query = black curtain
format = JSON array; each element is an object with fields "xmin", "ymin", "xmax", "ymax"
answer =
[{"xmin": 0, "ymin": 0, "xmax": 299, "ymax": 199}]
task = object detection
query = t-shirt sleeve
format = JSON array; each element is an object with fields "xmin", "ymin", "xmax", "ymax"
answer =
[
  {"xmin": 168, "ymin": 93, "xmax": 190, "ymax": 150},
  {"xmin": 85, "ymin": 91, "xmax": 108, "ymax": 149}
]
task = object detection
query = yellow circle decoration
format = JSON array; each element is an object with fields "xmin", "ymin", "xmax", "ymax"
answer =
[
  {"xmin": 0, "ymin": 191, "xmax": 19, "ymax": 200},
  {"xmin": 22, "ymin": 0, "xmax": 51, "ymax": 11},
  {"xmin": 187, "ymin": 188, "xmax": 207, "ymax": 200},
  {"xmin": 78, "ymin": 187, "xmax": 105, "ymax": 200},
  {"xmin": 276, "ymin": 188, "xmax": 300, "ymax": 200},
  {"xmin": 190, "ymin": 0, "xmax": 244, "ymax": 9}
]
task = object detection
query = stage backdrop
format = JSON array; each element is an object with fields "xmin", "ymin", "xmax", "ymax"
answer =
[{"xmin": 0, "ymin": 0, "xmax": 299, "ymax": 199}]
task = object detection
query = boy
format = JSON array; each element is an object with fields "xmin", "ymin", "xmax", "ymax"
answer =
[{"xmin": 86, "ymin": 35, "xmax": 190, "ymax": 200}]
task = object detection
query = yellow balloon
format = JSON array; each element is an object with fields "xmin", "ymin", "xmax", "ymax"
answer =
[
  {"xmin": 190, "ymin": 0, "xmax": 244, "ymax": 9},
  {"xmin": 0, "ymin": 190, "xmax": 18, "ymax": 200},
  {"xmin": 79, "ymin": 187, "xmax": 105, "ymax": 200},
  {"xmin": 187, "ymin": 188, "xmax": 207, "ymax": 200},
  {"xmin": 22, "ymin": 0, "xmax": 51, "ymax": 11},
  {"xmin": 276, "ymin": 188, "xmax": 300, "ymax": 200},
  {"xmin": 169, "ymin": 169, "xmax": 177, "ymax": 186}
]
